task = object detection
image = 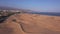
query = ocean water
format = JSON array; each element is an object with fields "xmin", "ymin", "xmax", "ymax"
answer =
[{"xmin": 29, "ymin": 12, "xmax": 60, "ymax": 16}]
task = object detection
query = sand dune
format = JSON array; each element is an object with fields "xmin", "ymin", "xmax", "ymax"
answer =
[{"xmin": 0, "ymin": 13, "xmax": 60, "ymax": 34}]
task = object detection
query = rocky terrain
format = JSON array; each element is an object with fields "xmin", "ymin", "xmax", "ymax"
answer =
[{"xmin": 0, "ymin": 12, "xmax": 60, "ymax": 34}]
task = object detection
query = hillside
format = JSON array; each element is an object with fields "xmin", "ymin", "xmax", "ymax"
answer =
[
  {"xmin": 0, "ymin": 6, "xmax": 20, "ymax": 10},
  {"xmin": 0, "ymin": 13, "xmax": 60, "ymax": 34}
]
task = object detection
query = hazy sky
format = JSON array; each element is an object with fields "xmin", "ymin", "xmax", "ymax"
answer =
[{"xmin": 0, "ymin": 0, "xmax": 60, "ymax": 12}]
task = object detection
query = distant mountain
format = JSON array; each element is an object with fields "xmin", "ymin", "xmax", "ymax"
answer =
[{"xmin": 0, "ymin": 6, "xmax": 20, "ymax": 10}]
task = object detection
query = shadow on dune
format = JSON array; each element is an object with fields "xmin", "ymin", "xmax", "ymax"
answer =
[{"xmin": 0, "ymin": 12, "xmax": 21, "ymax": 23}]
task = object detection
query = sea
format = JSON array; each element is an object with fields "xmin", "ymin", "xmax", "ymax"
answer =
[{"xmin": 28, "ymin": 12, "xmax": 60, "ymax": 16}]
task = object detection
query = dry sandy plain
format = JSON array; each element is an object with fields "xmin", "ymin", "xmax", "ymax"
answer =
[{"xmin": 0, "ymin": 13, "xmax": 60, "ymax": 34}]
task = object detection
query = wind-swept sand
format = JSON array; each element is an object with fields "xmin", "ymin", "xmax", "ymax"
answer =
[{"xmin": 0, "ymin": 13, "xmax": 60, "ymax": 34}]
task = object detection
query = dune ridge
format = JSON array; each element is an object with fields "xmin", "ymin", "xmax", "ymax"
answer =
[{"xmin": 0, "ymin": 13, "xmax": 60, "ymax": 34}]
